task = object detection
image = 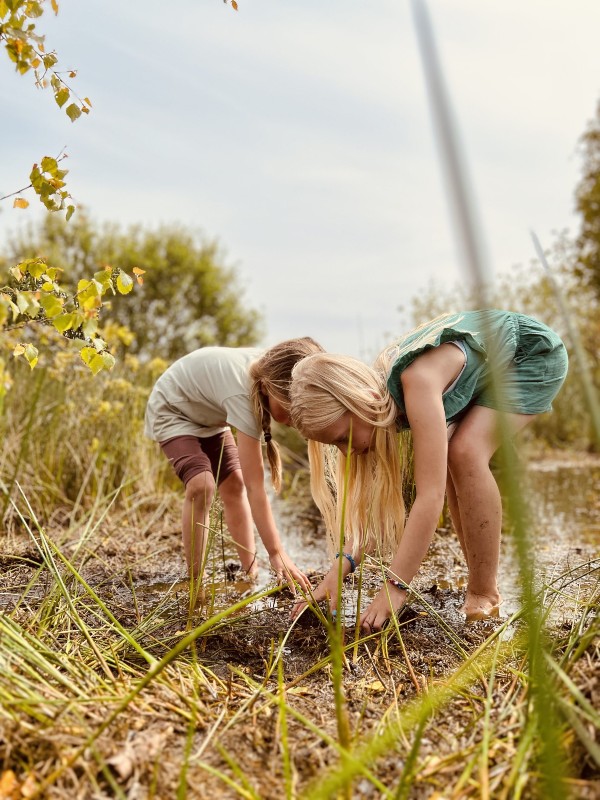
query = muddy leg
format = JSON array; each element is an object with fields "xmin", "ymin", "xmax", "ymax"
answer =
[
  {"xmin": 448, "ymin": 406, "xmax": 535, "ymax": 620},
  {"xmin": 182, "ymin": 471, "xmax": 216, "ymax": 579},
  {"xmin": 446, "ymin": 471, "xmax": 467, "ymax": 560},
  {"xmin": 218, "ymin": 469, "xmax": 258, "ymax": 577}
]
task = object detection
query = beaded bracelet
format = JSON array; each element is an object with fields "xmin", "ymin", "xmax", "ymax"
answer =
[
  {"xmin": 335, "ymin": 552, "xmax": 357, "ymax": 573},
  {"xmin": 387, "ymin": 577, "xmax": 410, "ymax": 591}
]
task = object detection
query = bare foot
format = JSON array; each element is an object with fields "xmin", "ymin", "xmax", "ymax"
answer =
[{"xmin": 462, "ymin": 591, "xmax": 501, "ymax": 622}]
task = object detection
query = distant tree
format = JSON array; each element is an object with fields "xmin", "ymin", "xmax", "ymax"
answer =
[
  {"xmin": 574, "ymin": 99, "xmax": 600, "ymax": 297},
  {"xmin": 4, "ymin": 212, "xmax": 263, "ymax": 360}
]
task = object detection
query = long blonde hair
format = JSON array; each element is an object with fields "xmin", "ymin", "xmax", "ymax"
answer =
[
  {"xmin": 249, "ymin": 337, "xmax": 324, "ymax": 492},
  {"xmin": 290, "ymin": 353, "xmax": 408, "ymax": 559}
]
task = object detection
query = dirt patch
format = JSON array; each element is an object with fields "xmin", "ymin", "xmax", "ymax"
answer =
[{"xmin": 0, "ymin": 462, "xmax": 598, "ymax": 798}]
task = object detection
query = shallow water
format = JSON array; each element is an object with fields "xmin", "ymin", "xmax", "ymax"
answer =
[
  {"xmin": 276, "ymin": 455, "xmax": 600, "ymax": 623},
  {"xmin": 132, "ymin": 456, "xmax": 599, "ymax": 623},
  {"xmin": 497, "ymin": 456, "xmax": 599, "ymax": 619}
]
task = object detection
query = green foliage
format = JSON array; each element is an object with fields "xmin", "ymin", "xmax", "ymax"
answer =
[
  {"xmin": 0, "ymin": 0, "xmax": 90, "ymax": 213},
  {"xmin": 0, "ymin": 255, "xmax": 139, "ymax": 377},
  {"xmin": 29, "ymin": 153, "xmax": 75, "ymax": 216},
  {"xmin": 0, "ymin": 0, "xmax": 90, "ymax": 120},
  {"xmin": 4, "ymin": 211, "xmax": 263, "ymax": 360},
  {"xmin": 574, "ymin": 98, "xmax": 600, "ymax": 295}
]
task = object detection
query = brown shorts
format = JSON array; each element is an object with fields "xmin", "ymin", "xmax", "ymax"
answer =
[{"xmin": 159, "ymin": 431, "xmax": 240, "ymax": 486}]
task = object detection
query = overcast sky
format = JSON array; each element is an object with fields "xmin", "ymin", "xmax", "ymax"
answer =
[{"xmin": 1, "ymin": 0, "xmax": 599, "ymax": 358}]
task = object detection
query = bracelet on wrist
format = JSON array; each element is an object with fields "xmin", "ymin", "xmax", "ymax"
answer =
[
  {"xmin": 335, "ymin": 552, "xmax": 357, "ymax": 573},
  {"xmin": 387, "ymin": 577, "xmax": 410, "ymax": 592}
]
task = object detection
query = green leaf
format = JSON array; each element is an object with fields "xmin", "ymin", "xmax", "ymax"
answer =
[
  {"xmin": 15, "ymin": 291, "xmax": 29, "ymax": 315},
  {"xmin": 14, "ymin": 343, "xmax": 39, "ymax": 369},
  {"xmin": 52, "ymin": 312, "xmax": 76, "ymax": 333},
  {"xmin": 19, "ymin": 258, "xmax": 47, "ymax": 279},
  {"xmin": 102, "ymin": 352, "xmax": 116, "ymax": 371},
  {"xmin": 24, "ymin": 343, "xmax": 39, "ymax": 369},
  {"xmin": 39, "ymin": 293, "xmax": 64, "ymax": 318},
  {"xmin": 15, "ymin": 290, "xmax": 40, "ymax": 317},
  {"xmin": 116, "ymin": 271, "xmax": 134, "ymax": 295},
  {"xmin": 80, "ymin": 347, "xmax": 104, "ymax": 375},
  {"xmin": 93, "ymin": 269, "xmax": 113, "ymax": 290},
  {"xmin": 92, "ymin": 336, "xmax": 107, "ymax": 353},
  {"xmin": 82, "ymin": 317, "xmax": 98, "ymax": 338}
]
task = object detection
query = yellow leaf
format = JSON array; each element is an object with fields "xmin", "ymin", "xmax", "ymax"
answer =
[
  {"xmin": 13, "ymin": 197, "xmax": 29, "ymax": 209},
  {"xmin": 24, "ymin": 344, "xmax": 39, "ymax": 369},
  {"xmin": 13, "ymin": 344, "xmax": 25, "ymax": 357},
  {"xmin": 0, "ymin": 769, "xmax": 19, "ymax": 796},
  {"xmin": 51, "ymin": 0, "xmax": 59, "ymax": 14},
  {"xmin": 21, "ymin": 772, "xmax": 38, "ymax": 797},
  {"xmin": 116, "ymin": 272, "xmax": 134, "ymax": 294},
  {"xmin": 232, "ymin": 0, "xmax": 238, "ymax": 8},
  {"xmin": 133, "ymin": 267, "xmax": 145, "ymax": 285}
]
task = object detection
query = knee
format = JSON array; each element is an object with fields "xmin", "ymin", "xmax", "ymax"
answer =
[
  {"xmin": 447, "ymin": 436, "xmax": 484, "ymax": 476},
  {"xmin": 218, "ymin": 470, "xmax": 246, "ymax": 503},
  {"xmin": 185, "ymin": 471, "xmax": 216, "ymax": 505}
]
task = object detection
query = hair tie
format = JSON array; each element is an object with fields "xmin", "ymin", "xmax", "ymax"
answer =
[{"xmin": 264, "ymin": 432, "xmax": 272, "ymax": 443}]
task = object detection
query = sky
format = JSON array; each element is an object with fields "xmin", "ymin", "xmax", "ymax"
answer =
[{"xmin": 1, "ymin": 0, "xmax": 599, "ymax": 359}]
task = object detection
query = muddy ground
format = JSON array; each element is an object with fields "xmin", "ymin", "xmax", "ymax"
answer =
[{"xmin": 0, "ymin": 453, "xmax": 598, "ymax": 798}]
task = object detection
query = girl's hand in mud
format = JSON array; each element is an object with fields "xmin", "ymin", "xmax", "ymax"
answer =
[
  {"xmin": 269, "ymin": 551, "xmax": 311, "ymax": 595},
  {"xmin": 289, "ymin": 567, "xmax": 342, "ymax": 620},
  {"xmin": 359, "ymin": 583, "xmax": 407, "ymax": 633}
]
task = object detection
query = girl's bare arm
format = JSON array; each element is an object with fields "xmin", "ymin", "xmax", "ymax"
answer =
[
  {"xmin": 236, "ymin": 432, "xmax": 310, "ymax": 591},
  {"xmin": 360, "ymin": 345, "xmax": 462, "ymax": 630}
]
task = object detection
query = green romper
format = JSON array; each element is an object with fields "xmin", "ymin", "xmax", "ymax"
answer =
[{"xmin": 386, "ymin": 310, "xmax": 568, "ymax": 425}]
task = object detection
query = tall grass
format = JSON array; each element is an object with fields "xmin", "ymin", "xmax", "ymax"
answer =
[
  {"xmin": 0, "ymin": 407, "xmax": 597, "ymax": 797},
  {"xmin": 0, "ymin": 3, "xmax": 598, "ymax": 795}
]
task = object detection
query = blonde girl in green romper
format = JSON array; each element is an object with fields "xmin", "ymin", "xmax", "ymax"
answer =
[{"xmin": 289, "ymin": 310, "xmax": 568, "ymax": 628}]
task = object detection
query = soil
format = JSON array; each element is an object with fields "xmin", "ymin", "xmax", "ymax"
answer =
[{"xmin": 0, "ymin": 452, "xmax": 598, "ymax": 798}]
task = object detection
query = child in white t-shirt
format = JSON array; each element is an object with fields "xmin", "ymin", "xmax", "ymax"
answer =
[{"xmin": 145, "ymin": 338, "xmax": 323, "ymax": 591}]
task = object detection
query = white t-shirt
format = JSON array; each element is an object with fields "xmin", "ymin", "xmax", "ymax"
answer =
[{"xmin": 144, "ymin": 347, "xmax": 263, "ymax": 442}]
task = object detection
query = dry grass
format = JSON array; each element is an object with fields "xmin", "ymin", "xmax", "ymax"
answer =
[{"xmin": 0, "ymin": 479, "xmax": 598, "ymax": 800}]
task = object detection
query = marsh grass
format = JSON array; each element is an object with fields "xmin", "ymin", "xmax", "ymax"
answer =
[
  {"xmin": 0, "ymin": 453, "xmax": 598, "ymax": 798},
  {"xmin": 0, "ymin": 331, "xmax": 597, "ymax": 799},
  {"xmin": 1, "ymin": 4, "xmax": 598, "ymax": 793}
]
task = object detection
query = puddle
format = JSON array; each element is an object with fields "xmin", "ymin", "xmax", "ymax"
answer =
[
  {"xmin": 276, "ymin": 456, "xmax": 600, "ymax": 627},
  {"xmin": 128, "ymin": 456, "xmax": 599, "ymax": 628},
  {"xmin": 498, "ymin": 457, "xmax": 600, "ymax": 619}
]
